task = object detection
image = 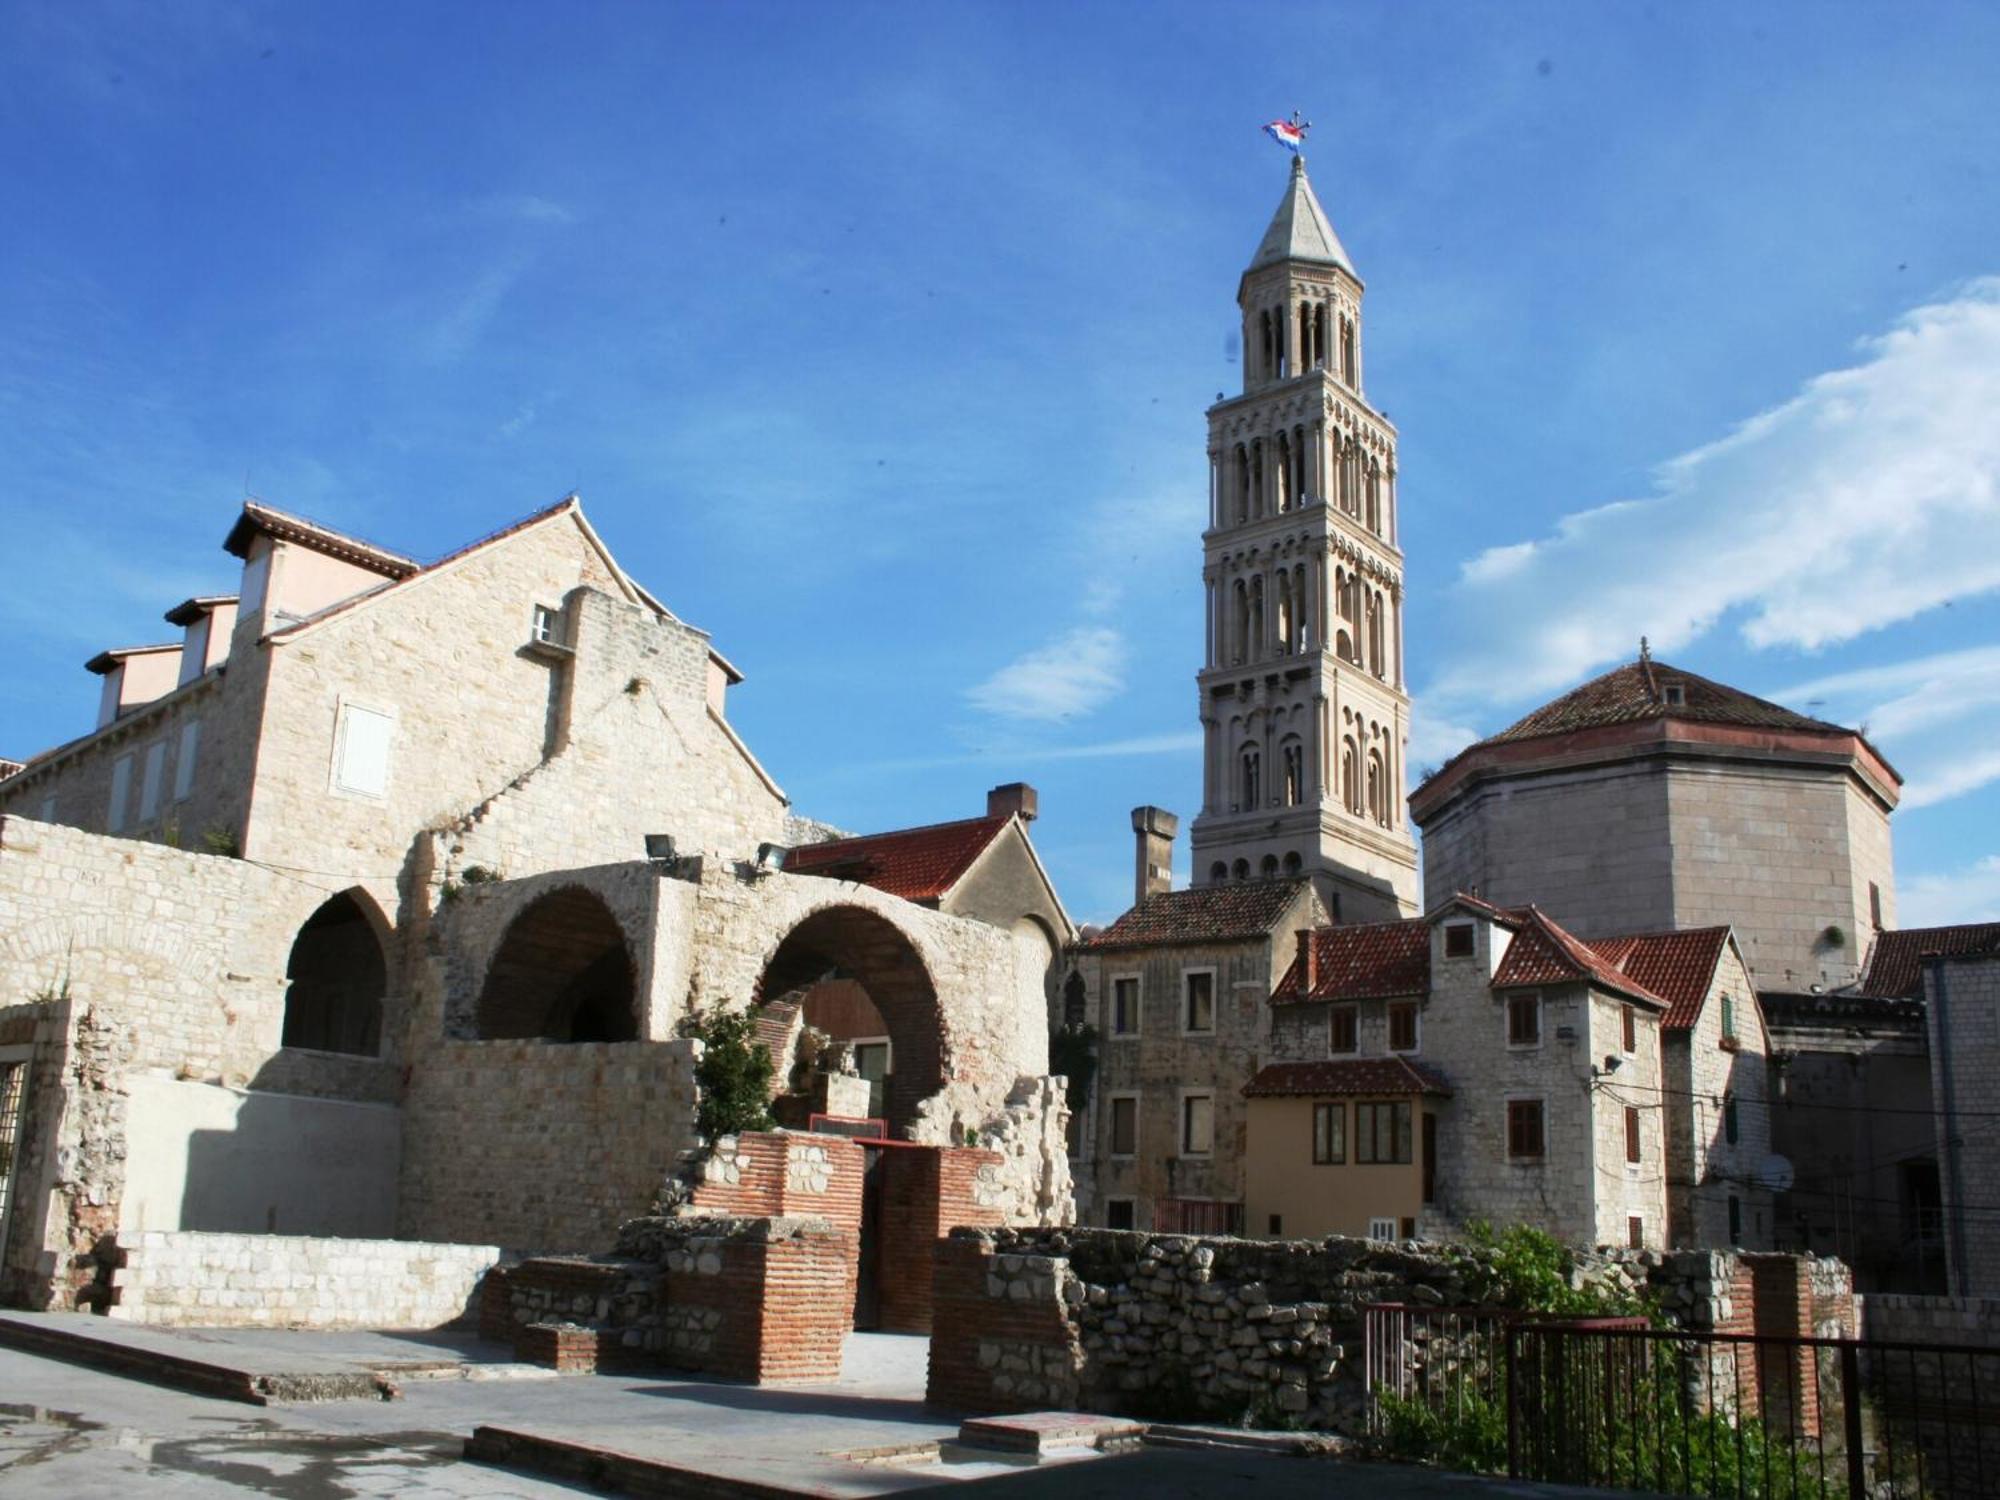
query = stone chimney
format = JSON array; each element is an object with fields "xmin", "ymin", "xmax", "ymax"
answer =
[
  {"xmin": 1131, "ymin": 806, "xmax": 1179, "ymax": 906},
  {"xmin": 987, "ymin": 782, "xmax": 1038, "ymax": 823},
  {"xmin": 1296, "ymin": 929, "xmax": 1318, "ymax": 993}
]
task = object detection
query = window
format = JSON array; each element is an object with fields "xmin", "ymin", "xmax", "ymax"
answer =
[
  {"xmin": 851, "ymin": 1040, "xmax": 892, "ymax": 1118},
  {"xmin": 0, "ymin": 1055, "xmax": 29, "ymax": 1254},
  {"xmin": 1329, "ymin": 1006, "xmax": 1358, "ymax": 1055},
  {"xmin": 1181, "ymin": 1093, "xmax": 1214, "ymax": 1156},
  {"xmin": 1724, "ymin": 1096, "xmax": 1740, "ymax": 1145},
  {"xmin": 1628, "ymin": 1216, "xmax": 1644, "ymax": 1250},
  {"xmin": 1268, "ymin": 1214, "xmax": 1283, "ymax": 1236},
  {"xmin": 107, "ymin": 752, "xmax": 133, "ymax": 832},
  {"xmin": 332, "ymin": 702, "xmax": 395, "ymax": 798},
  {"xmin": 1183, "ymin": 970, "xmax": 1215, "ymax": 1034},
  {"xmin": 1367, "ymin": 1217, "xmax": 1397, "ymax": 1242},
  {"xmin": 1388, "ymin": 1001, "xmax": 1419, "ymax": 1053},
  {"xmin": 1110, "ymin": 976, "xmax": 1140, "ymax": 1036},
  {"xmin": 1621, "ymin": 1003, "xmax": 1636, "ymax": 1054},
  {"xmin": 1312, "ymin": 1101, "xmax": 1346, "ymax": 1164},
  {"xmin": 1506, "ymin": 1099, "xmax": 1546, "ymax": 1161},
  {"xmin": 1719, "ymin": 995, "xmax": 1737, "ymax": 1043},
  {"xmin": 1727, "ymin": 1194, "xmax": 1742, "ymax": 1245},
  {"xmin": 138, "ymin": 740, "xmax": 167, "ymax": 823},
  {"xmin": 1506, "ymin": 993, "xmax": 1541, "ymax": 1047},
  {"xmin": 174, "ymin": 721, "xmax": 200, "ymax": 802},
  {"xmin": 38, "ymin": 795, "xmax": 56, "ymax": 823},
  {"xmin": 1108, "ymin": 1096, "xmax": 1138, "ymax": 1157},
  {"xmin": 1106, "ymin": 1199, "xmax": 1136, "ymax": 1231},
  {"xmin": 1355, "ymin": 1101, "xmax": 1412, "ymax": 1164},
  {"xmin": 531, "ymin": 603, "xmax": 560, "ymax": 644},
  {"xmin": 1443, "ymin": 923, "xmax": 1474, "ymax": 958},
  {"xmin": 1625, "ymin": 1106, "xmax": 1642, "ymax": 1164},
  {"xmin": 1663, "ymin": 684, "xmax": 1685, "ymax": 707}
]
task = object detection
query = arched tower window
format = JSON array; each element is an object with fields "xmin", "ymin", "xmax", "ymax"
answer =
[
  {"xmin": 1275, "ymin": 430, "xmax": 1291, "ymax": 512},
  {"xmin": 1235, "ymin": 446, "xmax": 1250, "ymax": 524},
  {"xmin": 1342, "ymin": 737, "xmax": 1360, "ymax": 815},
  {"xmin": 1366, "ymin": 460, "xmax": 1381, "ymax": 533},
  {"xmin": 1240, "ymin": 745, "xmax": 1262, "ymax": 810},
  {"xmin": 1252, "ymin": 441, "xmax": 1266, "ymax": 518},
  {"xmin": 1232, "ymin": 859, "xmax": 1250, "ymax": 881},
  {"xmin": 1283, "ymin": 851, "xmax": 1303, "ymax": 876},
  {"xmin": 1341, "ymin": 317, "xmax": 1356, "ymax": 385},
  {"xmin": 1260, "ymin": 854, "xmax": 1280, "ymax": 879},
  {"xmin": 1209, "ymin": 861, "xmax": 1229, "ymax": 885},
  {"xmin": 1260, "ymin": 309, "xmax": 1275, "ymax": 379},
  {"xmin": 1368, "ymin": 748, "xmax": 1388, "ymax": 827},
  {"xmin": 1276, "ymin": 571, "xmax": 1293, "ymax": 653},
  {"xmin": 1232, "ymin": 579, "xmax": 1249, "ymax": 664},
  {"xmin": 1294, "ymin": 564, "xmax": 1309, "ymax": 649},
  {"xmin": 1248, "ymin": 575, "xmax": 1265, "ymax": 659},
  {"xmin": 1282, "ymin": 739, "xmax": 1305, "ymax": 805}
]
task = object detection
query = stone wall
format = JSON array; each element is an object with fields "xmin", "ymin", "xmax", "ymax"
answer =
[
  {"xmin": 1863, "ymin": 1293, "xmax": 2000, "ymax": 1346},
  {"xmin": 1927, "ymin": 952, "xmax": 2000, "ymax": 1297},
  {"xmin": 396, "ymin": 1038, "xmax": 699, "ymax": 1253},
  {"xmin": 104, "ymin": 1230, "xmax": 500, "ymax": 1329},
  {"xmin": 926, "ymin": 1226, "xmax": 1853, "ymax": 1433}
]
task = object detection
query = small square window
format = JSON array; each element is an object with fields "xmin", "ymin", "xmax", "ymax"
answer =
[
  {"xmin": 531, "ymin": 603, "xmax": 561, "ymax": 644},
  {"xmin": 1507, "ymin": 1099, "xmax": 1545, "ymax": 1161},
  {"xmin": 1183, "ymin": 971, "xmax": 1215, "ymax": 1034},
  {"xmin": 1110, "ymin": 976, "xmax": 1140, "ymax": 1035},
  {"xmin": 1329, "ymin": 1006, "xmax": 1358, "ymax": 1055},
  {"xmin": 1443, "ymin": 923, "xmax": 1475, "ymax": 958},
  {"xmin": 1663, "ymin": 684, "xmax": 1685, "ymax": 706},
  {"xmin": 1106, "ymin": 1199, "xmax": 1136, "ymax": 1231},
  {"xmin": 1507, "ymin": 993, "xmax": 1541, "ymax": 1047},
  {"xmin": 1388, "ymin": 1002, "xmax": 1419, "ymax": 1053}
]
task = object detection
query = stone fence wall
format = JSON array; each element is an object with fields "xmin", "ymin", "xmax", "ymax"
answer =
[
  {"xmin": 1862, "ymin": 1293, "xmax": 2000, "ymax": 1347},
  {"xmin": 927, "ymin": 1227, "xmax": 1855, "ymax": 1433},
  {"xmin": 104, "ymin": 1231, "xmax": 502, "ymax": 1329}
]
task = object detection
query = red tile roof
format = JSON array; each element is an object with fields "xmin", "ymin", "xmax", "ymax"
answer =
[
  {"xmin": 1243, "ymin": 1057, "xmax": 1452, "ymax": 1099},
  {"xmin": 1859, "ymin": 923, "xmax": 2000, "ymax": 1000},
  {"xmin": 1493, "ymin": 907, "xmax": 1668, "ymax": 1008},
  {"xmin": 1478, "ymin": 657, "xmax": 1845, "ymax": 747},
  {"xmin": 1080, "ymin": 878, "xmax": 1311, "ymax": 950},
  {"xmin": 1585, "ymin": 928, "xmax": 1731, "ymax": 1030},
  {"xmin": 783, "ymin": 815, "xmax": 1011, "ymax": 904},
  {"xmin": 1272, "ymin": 921, "xmax": 1430, "ymax": 1003}
]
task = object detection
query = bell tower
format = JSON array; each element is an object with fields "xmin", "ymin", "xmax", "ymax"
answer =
[{"xmin": 1188, "ymin": 153, "xmax": 1419, "ymax": 922}]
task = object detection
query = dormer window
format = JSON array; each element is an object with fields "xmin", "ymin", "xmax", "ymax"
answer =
[
  {"xmin": 1663, "ymin": 684, "xmax": 1685, "ymax": 707},
  {"xmin": 1444, "ymin": 923, "xmax": 1475, "ymax": 959}
]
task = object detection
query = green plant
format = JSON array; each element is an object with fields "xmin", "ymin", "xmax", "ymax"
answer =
[
  {"xmin": 460, "ymin": 865, "xmax": 501, "ymax": 885},
  {"xmin": 1376, "ymin": 1385, "xmax": 1507, "ymax": 1472},
  {"xmin": 1048, "ymin": 1020, "xmax": 1098, "ymax": 1116},
  {"xmin": 963, "ymin": 1125, "xmax": 980, "ymax": 1148},
  {"xmin": 1455, "ymin": 1221, "xmax": 1649, "ymax": 1318},
  {"xmin": 200, "ymin": 825, "xmax": 241, "ymax": 857},
  {"xmin": 680, "ymin": 1007, "xmax": 775, "ymax": 1139},
  {"xmin": 158, "ymin": 815, "xmax": 182, "ymax": 849}
]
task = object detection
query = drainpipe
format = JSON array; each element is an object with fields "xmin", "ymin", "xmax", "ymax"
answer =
[{"xmin": 1930, "ymin": 956, "xmax": 1970, "ymax": 1297}]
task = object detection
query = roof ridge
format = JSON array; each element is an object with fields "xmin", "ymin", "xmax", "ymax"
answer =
[{"xmin": 799, "ymin": 812, "xmax": 1006, "ymax": 849}]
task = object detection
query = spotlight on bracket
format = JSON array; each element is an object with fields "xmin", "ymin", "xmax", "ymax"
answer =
[
  {"xmin": 644, "ymin": 833, "xmax": 677, "ymax": 866},
  {"xmin": 754, "ymin": 841, "xmax": 789, "ymax": 876}
]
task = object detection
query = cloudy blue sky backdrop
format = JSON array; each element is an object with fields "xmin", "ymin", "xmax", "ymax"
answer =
[{"xmin": 5, "ymin": 2, "xmax": 1999, "ymax": 925}]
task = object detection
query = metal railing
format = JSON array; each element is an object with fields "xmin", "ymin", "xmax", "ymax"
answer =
[
  {"xmin": 1505, "ymin": 1322, "xmax": 2000, "ymax": 1499},
  {"xmin": 1151, "ymin": 1198, "xmax": 1243, "ymax": 1236}
]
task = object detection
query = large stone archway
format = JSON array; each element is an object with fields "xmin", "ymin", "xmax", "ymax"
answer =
[
  {"xmin": 476, "ymin": 886, "xmax": 638, "ymax": 1042},
  {"xmin": 755, "ymin": 904, "xmax": 942, "ymax": 1134},
  {"xmin": 280, "ymin": 889, "xmax": 388, "ymax": 1057}
]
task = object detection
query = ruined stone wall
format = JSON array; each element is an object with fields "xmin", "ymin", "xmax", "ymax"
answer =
[
  {"xmin": 396, "ymin": 1038, "xmax": 699, "ymax": 1253},
  {"xmin": 105, "ymin": 1230, "xmax": 500, "ymax": 1330}
]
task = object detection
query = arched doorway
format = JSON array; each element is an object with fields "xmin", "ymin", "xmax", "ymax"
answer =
[
  {"xmin": 476, "ymin": 887, "xmax": 638, "ymax": 1042},
  {"xmin": 281, "ymin": 890, "xmax": 387, "ymax": 1056},
  {"xmin": 756, "ymin": 905, "xmax": 942, "ymax": 1135}
]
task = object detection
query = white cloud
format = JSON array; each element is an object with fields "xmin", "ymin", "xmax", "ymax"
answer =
[
  {"xmin": 967, "ymin": 626, "xmax": 1127, "ymax": 722},
  {"xmin": 1899, "ymin": 855, "xmax": 2000, "ymax": 928},
  {"xmin": 1775, "ymin": 644, "xmax": 2000, "ymax": 808},
  {"xmin": 474, "ymin": 194, "xmax": 576, "ymax": 225},
  {"xmin": 1429, "ymin": 280, "xmax": 2000, "ymax": 710},
  {"xmin": 1407, "ymin": 707, "xmax": 1482, "ymax": 777}
]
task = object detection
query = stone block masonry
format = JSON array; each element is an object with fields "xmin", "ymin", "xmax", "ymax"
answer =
[{"xmin": 105, "ymin": 1231, "xmax": 501, "ymax": 1329}]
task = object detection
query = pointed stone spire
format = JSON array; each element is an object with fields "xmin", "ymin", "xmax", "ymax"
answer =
[{"xmin": 1248, "ymin": 156, "xmax": 1354, "ymax": 274}]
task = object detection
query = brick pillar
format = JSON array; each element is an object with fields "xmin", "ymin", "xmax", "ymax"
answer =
[
  {"xmin": 879, "ymin": 1146, "xmax": 1006, "ymax": 1334},
  {"xmin": 925, "ymin": 1230, "xmax": 1079, "ymax": 1414}
]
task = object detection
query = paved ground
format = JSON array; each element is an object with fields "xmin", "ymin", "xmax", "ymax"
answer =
[{"xmin": 0, "ymin": 1321, "xmax": 1635, "ymax": 1498}]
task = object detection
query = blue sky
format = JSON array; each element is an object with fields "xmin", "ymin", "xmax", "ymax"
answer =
[{"xmin": 5, "ymin": 2, "xmax": 1999, "ymax": 927}]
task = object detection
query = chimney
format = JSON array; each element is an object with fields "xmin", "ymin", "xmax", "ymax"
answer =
[
  {"xmin": 1131, "ymin": 805, "xmax": 1179, "ymax": 906},
  {"xmin": 987, "ymin": 782, "xmax": 1038, "ymax": 823},
  {"xmin": 1296, "ymin": 929, "xmax": 1318, "ymax": 993}
]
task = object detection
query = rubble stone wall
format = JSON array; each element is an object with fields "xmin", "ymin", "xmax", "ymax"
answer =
[{"xmin": 105, "ymin": 1230, "xmax": 500, "ymax": 1329}]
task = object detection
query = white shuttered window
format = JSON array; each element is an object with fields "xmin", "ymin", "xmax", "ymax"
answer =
[{"xmin": 332, "ymin": 703, "xmax": 395, "ymax": 798}]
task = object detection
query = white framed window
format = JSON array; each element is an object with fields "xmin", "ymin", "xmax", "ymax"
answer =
[
  {"xmin": 331, "ymin": 700, "xmax": 395, "ymax": 799},
  {"xmin": 1107, "ymin": 1093, "xmax": 1140, "ymax": 1158},
  {"xmin": 1180, "ymin": 1091, "xmax": 1214, "ymax": 1156},
  {"xmin": 1109, "ymin": 974, "xmax": 1140, "ymax": 1036},
  {"xmin": 1368, "ymin": 1217, "xmax": 1398, "ymax": 1242},
  {"xmin": 174, "ymin": 721, "xmax": 201, "ymax": 803},
  {"xmin": 531, "ymin": 603, "xmax": 561, "ymax": 644},
  {"xmin": 138, "ymin": 740, "xmax": 167, "ymax": 823},
  {"xmin": 107, "ymin": 752, "xmax": 134, "ymax": 832},
  {"xmin": 1181, "ymin": 968, "xmax": 1216, "ymax": 1035}
]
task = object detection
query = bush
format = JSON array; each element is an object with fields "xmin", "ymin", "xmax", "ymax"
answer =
[
  {"xmin": 680, "ymin": 1008, "xmax": 774, "ymax": 1140},
  {"xmin": 1455, "ymin": 1220, "xmax": 1650, "ymax": 1318}
]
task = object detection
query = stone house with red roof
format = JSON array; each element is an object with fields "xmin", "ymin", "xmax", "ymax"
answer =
[
  {"xmin": 0, "ymin": 499, "xmax": 1075, "ymax": 1312},
  {"xmin": 1411, "ymin": 652, "xmax": 1901, "ymax": 992}
]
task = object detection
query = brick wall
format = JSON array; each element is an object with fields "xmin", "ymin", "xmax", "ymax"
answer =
[
  {"xmin": 105, "ymin": 1231, "xmax": 501, "ymax": 1329},
  {"xmin": 927, "ymin": 1232, "xmax": 1080, "ymax": 1413}
]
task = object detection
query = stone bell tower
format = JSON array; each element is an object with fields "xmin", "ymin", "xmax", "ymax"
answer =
[{"xmin": 1187, "ymin": 153, "xmax": 1419, "ymax": 922}]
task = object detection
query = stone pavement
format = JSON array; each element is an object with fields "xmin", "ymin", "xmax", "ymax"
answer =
[{"xmin": 0, "ymin": 1320, "xmax": 1638, "ymax": 1498}]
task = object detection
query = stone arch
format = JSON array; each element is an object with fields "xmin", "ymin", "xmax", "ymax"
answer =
[
  {"xmin": 476, "ymin": 886, "xmax": 638, "ymax": 1042},
  {"xmin": 280, "ymin": 889, "xmax": 388, "ymax": 1056},
  {"xmin": 755, "ymin": 904, "xmax": 943, "ymax": 1134}
]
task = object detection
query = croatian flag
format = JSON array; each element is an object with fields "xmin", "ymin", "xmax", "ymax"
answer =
[{"xmin": 1264, "ymin": 118, "xmax": 1306, "ymax": 154}]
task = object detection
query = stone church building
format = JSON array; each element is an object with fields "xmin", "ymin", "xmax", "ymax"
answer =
[{"xmin": 0, "ymin": 496, "xmax": 1073, "ymax": 1313}]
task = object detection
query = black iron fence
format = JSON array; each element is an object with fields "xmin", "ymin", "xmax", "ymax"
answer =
[{"xmin": 1366, "ymin": 1305, "xmax": 2000, "ymax": 1498}]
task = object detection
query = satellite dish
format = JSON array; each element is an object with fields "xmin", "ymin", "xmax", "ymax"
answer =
[{"xmin": 1755, "ymin": 1155, "xmax": 1795, "ymax": 1193}]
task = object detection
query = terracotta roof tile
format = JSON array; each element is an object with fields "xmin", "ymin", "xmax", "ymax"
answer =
[
  {"xmin": 1081, "ymin": 879, "xmax": 1311, "ymax": 950},
  {"xmin": 1493, "ymin": 907, "xmax": 1668, "ymax": 1008},
  {"xmin": 783, "ymin": 815, "xmax": 1010, "ymax": 905},
  {"xmin": 1272, "ymin": 921, "xmax": 1430, "ymax": 1003},
  {"xmin": 1859, "ymin": 923, "xmax": 2000, "ymax": 1000},
  {"xmin": 1243, "ymin": 1057, "xmax": 1452, "ymax": 1099},
  {"xmin": 1584, "ymin": 928, "xmax": 1731, "ymax": 1030},
  {"xmin": 1478, "ymin": 658, "xmax": 1846, "ymax": 747}
]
